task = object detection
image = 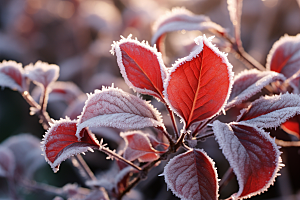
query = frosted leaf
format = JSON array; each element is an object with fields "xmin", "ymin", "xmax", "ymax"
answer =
[
  {"xmin": 77, "ymin": 86, "xmax": 164, "ymax": 140},
  {"xmin": 164, "ymin": 35, "xmax": 233, "ymax": 130},
  {"xmin": 226, "ymin": 69, "xmax": 285, "ymax": 109},
  {"xmin": 41, "ymin": 118, "xmax": 100, "ymax": 173},
  {"xmin": 2, "ymin": 134, "xmax": 45, "ymax": 179},
  {"xmin": 0, "ymin": 146, "xmax": 15, "ymax": 177},
  {"xmin": 0, "ymin": 60, "xmax": 27, "ymax": 92},
  {"xmin": 266, "ymin": 34, "xmax": 300, "ymax": 78},
  {"xmin": 25, "ymin": 61, "xmax": 60, "ymax": 88},
  {"xmin": 237, "ymin": 93, "xmax": 300, "ymax": 129},
  {"xmin": 111, "ymin": 35, "xmax": 167, "ymax": 102},
  {"xmin": 151, "ymin": 7, "xmax": 225, "ymax": 49},
  {"xmin": 164, "ymin": 149, "xmax": 218, "ymax": 200},
  {"xmin": 213, "ymin": 121, "xmax": 282, "ymax": 199},
  {"xmin": 31, "ymin": 81, "xmax": 84, "ymax": 104},
  {"xmin": 120, "ymin": 131, "xmax": 160, "ymax": 162},
  {"xmin": 284, "ymin": 68, "xmax": 300, "ymax": 94}
]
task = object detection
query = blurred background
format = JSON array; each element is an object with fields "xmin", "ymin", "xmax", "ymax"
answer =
[{"xmin": 0, "ymin": 0, "xmax": 300, "ymax": 199}]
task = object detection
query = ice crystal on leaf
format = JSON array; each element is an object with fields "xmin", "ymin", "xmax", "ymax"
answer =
[
  {"xmin": 76, "ymin": 86, "xmax": 164, "ymax": 140},
  {"xmin": 25, "ymin": 61, "xmax": 60, "ymax": 89},
  {"xmin": 226, "ymin": 69, "xmax": 285, "ymax": 109},
  {"xmin": 213, "ymin": 121, "xmax": 282, "ymax": 199},
  {"xmin": 237, "ymin": 93, "xmax": 300, "ymax": 129},
  {"xmin": 164, "ymin": 148, "xmax": 218, "ymax": 200},
  {"xmin": 0, "ymin": 60, "xmax": 27, "ymax": 92},
  {"xmin": 164, "ymin": 35, "xmax": 233, "ymax": 130},
  {"xmin": 42, "ymin": 118, "xmax": 100, "ymax": 172},
  {"xmin": 111, "ymin": 34, "xmax": 167, "ymax": 102}
]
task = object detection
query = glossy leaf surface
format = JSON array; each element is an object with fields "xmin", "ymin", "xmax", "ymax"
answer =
[
  {"xmin": 77, "ymin": 87, "xmax": 164, "ymax": 139},
  {"xmin": 42, "ymin": 118, "xmax": 100, "ymax": 172},
  {"xmin": 111, "ymin": 35, "xmax": 167, "ymax": 102},
  {"xmin": 213, "ymin": 121, "xmax": 282, "ymax": 199},
  {"xmin": 164, "ymin": 35, "xmax": 233, "ymax": 129},
  {"xmin": 164, "ymin": 148, "xmax": 218, "ymax": 200}
]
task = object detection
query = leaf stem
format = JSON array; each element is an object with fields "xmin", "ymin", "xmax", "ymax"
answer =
[
  {"xmin": 166, "ymin": 105, "xmax": 179, "ymax": 139},
  {"xmin": 40, "ymin": 87, "xmax": 49, "ymax": 112},
  {"xmin": 219, "ymin": 167, "xmax": 234, "ymax": 191},
  {"xmin": 156, "ymin": 126, "xmax": 175, "ymax": 147},
  {"xmin": 99, "ymin": 146, "xmax": 142, "ymax": 171},
  {"xmin": 73, "ymin": 155, "xmax": 97, "ymax": 181},
  {"xmin": 117, "ymin": 176, "xmax": 141, "ymax": 200},
  {"xmin": 222, "ymin": 34, "xmax": 265, "ymax": 71}
]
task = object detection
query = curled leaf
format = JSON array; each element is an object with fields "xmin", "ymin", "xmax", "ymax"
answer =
[
  {"xmin": 77, "ymin": 86, "xmax": 164, "ymax": 139},
  {"xmin": 42, "ymin": 118, "xmax": 100, "ymax": 172},
  {"xmin": 213, "ymin": 121, "xmax": 282, "ymax": 199},
  {"xmin": 120, "ymin": 131, "xmax": 161, "ymax": 162},
  {"xmin": 266, "ymin": 34, "xmax": 300, "ymax": 78},
  {"xmin": 164, "ymin": 148, "xmax": 218, "ymax": 200},
  {"xmin": 111, "ymin": 35, "xmax": 167, "ymax": 102},
  {"xmin": 0, "ymin": 60, "xmax": 27, "ymax": 92},
  {"xmin": 164, "ymin": 35, "xmax": 233, "ymax": 130},
  {"xmin": 237, "ymin": 93, "xmax": 300, "ymax": 129},
  {"xmin": 226, "ymin": 69, "xmax": 285, "ymax": 109},
  {"xmin": 25, "ymin": 61, "xmax": 60, "ymax": 88},
  {"xmin": 151, "ymin": 7, "xmax": 225, "ymax": 50}
]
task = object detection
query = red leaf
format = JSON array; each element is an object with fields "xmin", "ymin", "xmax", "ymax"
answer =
[
  {"xmin": 213, "ymin": 121, "xmax": 282, "ymax": 199},
  {"xmin": 281, "ymin": 115, "xmax": 300, "ymax": 139},
  {"xmin": 151, "ymin": 8, "xmax": 225, "ymax": 52},
  {"xmin": 76, "ymin": 86, "xmax": 164, "ymax": 140},
  {"xmin": 226, "ymin": 69, "xmax": 285, "ymax": 109},
  {"xmin": 237, "ymin": 93, "xmax": 300, "ymax": 129},
  {"xmin": 120, "ymin": 131, "xmax": 161, "ymax": 162},
  {"xmin": 266, "ymin": 34, "xmax": 300, "ymax": 78},
  {"xmin": 164, "ymin": 148, "xmax": 218, "ymax": 200},
  {"xmin": 114, "ymin": 167, "xmax": 137, "ymax": 195},
  {"xmin": 25, "ymin": 61, "xmax": 60, "ymax": 88},
  {"xmin": 42, "ymin": 118, "xmax": 100, "ymax": 172},
  {"xmin": 0, "ymin": 146, "xmax": 15, "ymax": 177},
  {"xmin": 0, "ymin": 60, "xmax": 27, "ymax": 92},
  {"xmin": 164, "ymin": 35, "xmax": 233, "ymax": 130},
  {"xmin": 111, "ymin": 35, "xmax": 167, "ymax": 102}
]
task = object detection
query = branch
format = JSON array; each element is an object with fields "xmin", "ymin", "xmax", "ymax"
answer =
[
  {"xmin": 166, "ymin": 105, "xmax": 179, "ymax": 139},
  {"xmin": 219, "ymin": 167, "xmax": 234, "ymax": 191},
  {"xmin": 275, "ymin": 139, "xmax": 300, "ymax": 147}
]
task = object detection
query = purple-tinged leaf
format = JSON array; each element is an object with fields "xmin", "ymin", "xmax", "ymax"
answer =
[
  {"xmin": 111, "ymin": 35, "xmax": 167, "ymax": 102},
  {"xmin": 237, "ymin": 93, "xmax": 300, "ymax": 129},
  {"xmin": 0, "ymin": 60, "xmax": 27, "ymax": 92},
  {"xmin": 120, "ymin": 131, "xmax": 161, "ymax": 162},
  {"xmin": 114, "ymin": 166, "xmax": 137, "ymax": 195},
  {"xmin": 226, "ymin": 69, "xmax": 285, "ymax": 109},
  {"xmin": 0, "ymin": 146, "xmax": 15, "ymax": 177},
  {"xmin": 164, "ymin": 148, "xmax": 218, "ymax": 200},
  {"xmin": 213, "ymin": 121, "xmax": 282, "ymax": 199},
  {"xmin": 2, "ymin": 134, "xmax": 45, "ymax": 179},
  {"xmin": 76, "ymin": 86, "xmax": 164, "ymax": 140},
  {"xmin": 25, "ymin": 61, "xmax": 59, "ymax": 88},
  {"xmin": 42, "ymin": 118, "xmax": 100, "ymax": 173},
  {"xmin": 284, "ymin": 68, "xmax": 300, "ymax": 94},
  {"xmin": 164, "ymin": 35, "xmax": 233, "ymax": 130},
  {"xmin": 151, "ymin": 7, "xmax": 225, "ymax": 51},
  {"xmin": 266, "ymin": 34, "xmax": 300, "ymax": 78}
]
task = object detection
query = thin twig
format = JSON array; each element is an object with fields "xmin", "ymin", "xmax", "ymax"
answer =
[
  {"xmin": 40, "ymin": 87, "xmax": 49, "ymax": 112},
  {"xmin": 219, "ymin": 167, "xmax": 234, "ymax": 191},
  {"xmin": 275, "ymin": 139, "xmax": 300, "ymax": 147},
  {"xmin": 166, "ymin": 105, "xmax": 179, "ymax": 139},
  {"xmin": 156, "ymin": 126, "xmax": 175, "ymax": 147},
  {"xmin": 117, "ymin": 176, "xmax": 141, "ymax": 200},
  {"xmin": 73, "ymin": 155, "xmax": 97, "ymax": 181},
  {"xmin": 99, "ymin": 147, "xmax": 142, "ymax": 171}
]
